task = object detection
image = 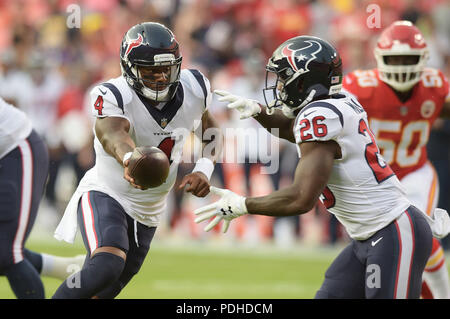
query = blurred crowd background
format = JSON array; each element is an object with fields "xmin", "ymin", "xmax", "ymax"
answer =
[{"xmin": 1, "ymin": 0, "xmax": 449, "ymax": 248}]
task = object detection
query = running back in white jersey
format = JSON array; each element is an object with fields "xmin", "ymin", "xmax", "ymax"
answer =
[
  {"xmin": 73, "ymin": 69, "xmax": 211, "ymax": 227},
  {"xmin": 293, "ymin": 92, "xmax": 411, "ymax": 240},
  {"xmin": 0, "ymin": 98, "xmax": 32, "ymax": 159}
]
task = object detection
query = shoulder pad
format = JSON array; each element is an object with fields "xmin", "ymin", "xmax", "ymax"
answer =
[
  {"xmin": 91, "ymin": 76, "xmax": 133, "ymax": 109},
  {"xmin": 89, "ymin": 77, "xmax": 134, "ymax": 117},
  {"xmin": 181, "ymin": 69, "xmax": 212, "ymax": 109},
  {"xmin": 300, "ymin": 100, "xmax": 344, "ymax": 127},
  {"xmin": 293, "ymin": 100, "xmax": 344, "ymax": 144},
  {"xmin": 421, "ymin": 67, "xmax": 449, "ymax": 98}
]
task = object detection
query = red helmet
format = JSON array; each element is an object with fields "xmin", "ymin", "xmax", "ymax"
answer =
[{"xmin": 374, "ymin": 21, "xmax": 429, "ymax": 91}]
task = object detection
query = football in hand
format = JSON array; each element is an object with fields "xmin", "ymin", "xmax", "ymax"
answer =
[{"xmin": 128, "ymin": 146, "xmax": 170, "ymax": 188}]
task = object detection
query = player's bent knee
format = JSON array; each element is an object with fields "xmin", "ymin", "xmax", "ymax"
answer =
[
  {"xmin": 88, "ymin": 252, "xmax": 125, "ymax": 288},
  {"xmin": 53, "ymin": 251, "xmax": 126, "ymax": 299}
]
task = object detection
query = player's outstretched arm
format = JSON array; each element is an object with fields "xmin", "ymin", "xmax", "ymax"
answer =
[
  {"xmin": 95, "ymin": 117, "xmax": 134, "ymax": 165},
  {"xmin": 180, "ymin": 110, "xmax": 223, "ymax": 197},
  {"xmin": 253, "ymin": 107, "xmax": 296, "ymax": 143},
  {"xmin": 214, "ymin": 90, "xmax": 295, "ymax": 143},
  {"xmin": 198, "ymin": 110, "xmax": 223, "ymax": 165},
  {"xmin": 95, "ymin": 117, "xmax": 143, "ymax": 189},
  {"xmin": 245, "ymin": 140, "xmax": 338, "ymax": 216},
  {"xmin": 194, "ymin": 140, "xmax": 339, "ymax": 232}
]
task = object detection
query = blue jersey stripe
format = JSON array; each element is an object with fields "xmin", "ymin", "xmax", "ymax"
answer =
[
  {"xmin": 101, "ymin": 83, "xmax": 124, "ymax": 114},
  {"xmin": 188, "ymin": 69, "xmax": 207, "ymax": 108}
]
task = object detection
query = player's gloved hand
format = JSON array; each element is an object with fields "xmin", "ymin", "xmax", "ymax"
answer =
[
  {"xmin": 214, "ymin": 90, "xmax": 261, "ymax": 119},
  {"xmin": 194, "ymin": 186, "xmax": 248, "ymax": 233}
]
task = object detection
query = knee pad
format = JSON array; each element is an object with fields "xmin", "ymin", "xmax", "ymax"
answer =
[
  {"xmin": 88, "ymin": 252, "xmax": 125, "ymax": 285},
  {"xmin": 52, "ymin": 251, "xmax": 125, "ymax": 299},
  {"xmin": 95, "ymin": 252, "xmax": 143, "ymax": 299}
]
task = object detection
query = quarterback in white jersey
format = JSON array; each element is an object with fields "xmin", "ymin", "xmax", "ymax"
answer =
[
  {"xmin": 195, "ymin": 36, "xmax": 449, "ymax": 299},
  {"xmin": 57, "ymin": 67, "xmax": 211, "ymax": 230},
  {"xmin": 53, "ymin": 22, "xmax": 221, "ymax": 299}
]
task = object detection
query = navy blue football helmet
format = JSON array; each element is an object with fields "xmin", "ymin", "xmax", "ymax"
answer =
[
  {"xmin": 263, "ymin": 36, "xmax": 343, "ymax": 117},
  {"xmin": 120, "ymin": 22, "xmax": 182, "ymax": 102}
]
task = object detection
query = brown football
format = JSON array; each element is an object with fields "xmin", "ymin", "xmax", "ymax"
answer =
[{"xmin": 128, "ymin": 146, "xmax": 170, "ymax": 188}]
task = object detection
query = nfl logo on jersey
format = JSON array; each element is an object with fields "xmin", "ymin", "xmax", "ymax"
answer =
[{"xmin": 161, "ymin": 117, "xmax": 168, "ymax": 128}]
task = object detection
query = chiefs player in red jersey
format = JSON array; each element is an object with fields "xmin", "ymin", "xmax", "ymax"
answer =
[{"xmin": 343, "ymin": 20, "xmax": 450, "ymax": 299}]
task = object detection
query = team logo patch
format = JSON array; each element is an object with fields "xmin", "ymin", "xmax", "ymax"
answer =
[
  {"xmin": 420, "ymin": 100, "xmax": 435, "ymax": 118},
  {"xmin": 281, "ymin": 40, "xmax": 322, "ymax": 74},
  {"xmin": 125, "ymin": 34, "xmax": 144, "ymax": 57}
]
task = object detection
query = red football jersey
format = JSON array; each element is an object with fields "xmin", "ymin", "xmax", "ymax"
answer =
[{"xmin": 343, "ymin": 68, "xmax": 449, "ymax": 179}]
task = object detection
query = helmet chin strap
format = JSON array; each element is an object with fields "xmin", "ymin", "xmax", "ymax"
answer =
[
  {"xmin": 265, "ymin": 89, "xmax": 317, "ymax": 118},
  {"xmin": 281, "ymin": 89, "xmax": 317, "ymax": 119},
  {"xmin": 141, "ymin": 85, "xmax": 170, "ymax": 101},
  {"xmin": 266, "ymin": 100, "xmax": 279, "ymax": 115}
]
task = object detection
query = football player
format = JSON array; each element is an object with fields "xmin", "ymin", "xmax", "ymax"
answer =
[
  {"xmin": 343, "ymin": 21, "xmax": 450, "ymax": 299},
  {"xmin": 52, "ymin": 22, "xmax": 221, "ymax": 298},
  {"xmin": 0, "ymin": 97, "xmax": 85, "ymax": 298},
  {"xmin": 195, "ymin": 35, "xmax": 450, "ymax": 298}
]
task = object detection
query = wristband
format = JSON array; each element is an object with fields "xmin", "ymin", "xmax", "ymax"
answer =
[
  {"xmin": 123, "ymin": 151, "xmax": 133, "ymax": 165},
  {"xmin": 192, "ymin": 157, "xmax": 215, "ymax": 181}
]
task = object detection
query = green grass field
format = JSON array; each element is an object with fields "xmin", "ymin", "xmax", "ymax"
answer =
[{"xmin": 0, "ymin": 233, "xmax": 342, "ymax": 299}]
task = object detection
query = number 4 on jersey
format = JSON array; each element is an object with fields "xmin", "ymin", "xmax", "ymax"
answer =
[
  {"xmin": 94, "ymin": 95, "xmax": 104, "ymax": 115},
  {"xmin": 358, "ymin": 119, "xmax": 394, "ymax": 183}
]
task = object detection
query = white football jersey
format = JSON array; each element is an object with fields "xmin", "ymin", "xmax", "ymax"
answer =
[
  {"xmin": 0, "ymin": 97, "xmax": 32, "ymax": 159},
  {"xmin": 65, "ymin": 69, "xmax": 211, "ymax": 228},
  {"xmin": 293, "ymin": 92, "xmax": 411, "ymax": 240}
]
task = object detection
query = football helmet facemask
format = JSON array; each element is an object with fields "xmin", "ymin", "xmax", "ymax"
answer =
[
  {"xmin": 120, "ymin": 22, "xmax": 182, "ymax": 102},
  {"xmin": 374, "ymin": 20, "xmax": 429, "ymax": 92},
  {"xmin": 263, "ymin": 36, "xmax": 342, "ymax": 117}
]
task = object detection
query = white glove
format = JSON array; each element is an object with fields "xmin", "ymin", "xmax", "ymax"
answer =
[
  {"xmin": 214, "ymin": 89, "xmax": 261, "ymax": 119},
  {"xmin": 194, "ymin": 186, "xmax": 248, "ymax": 233}
]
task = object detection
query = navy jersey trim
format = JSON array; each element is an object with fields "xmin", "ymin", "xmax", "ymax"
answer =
[
  {"xmin": 136, "ymin": 84, "xmax": 184, "ymax": 129},
  {"xmin": 331, "ymin": 93, "xmax": 346, "ymax": 99},
  {"xmin": 188, "ymin": 69, "xmax": 207, "ymax": 109},
  {"xmin": 100, "ymin": 83, "xmax": 124, "ymax": 114},
  {"xmin": 299, "ymin": 101, "xmax": 344, "ymax": 127}
]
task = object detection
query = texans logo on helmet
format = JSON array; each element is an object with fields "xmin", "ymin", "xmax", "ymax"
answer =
[
  {"xmin": 125, "ymin": 33, "xmax": 144, "ymax": 57},
  {"xmin": 281, "ymin": 40, "xmax": 322, "ymax": 75}
]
